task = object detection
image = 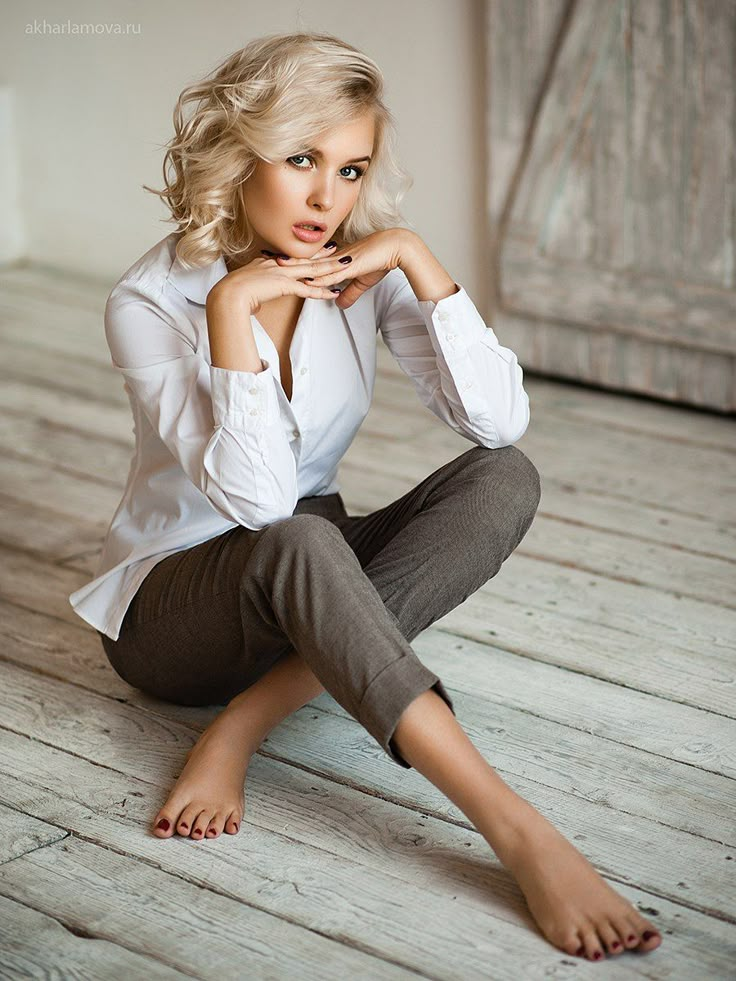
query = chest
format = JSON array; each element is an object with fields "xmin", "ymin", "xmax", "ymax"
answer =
[{"xmin": 255, "ymin": 299, "xmax": 305, "ymax": 402}]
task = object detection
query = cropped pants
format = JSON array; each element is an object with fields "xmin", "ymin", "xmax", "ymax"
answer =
[{"xmin": 99, "ymin": 444, "xmax": 541, "ymax": 768}]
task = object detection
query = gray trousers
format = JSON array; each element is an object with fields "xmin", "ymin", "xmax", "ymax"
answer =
[{"xmin": 99, "ymin": 444, "xmax": 541, "ymax": 768}]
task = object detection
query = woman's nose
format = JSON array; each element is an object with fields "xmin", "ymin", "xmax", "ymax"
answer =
[{"xmin": 308, "ymin": 180, "xmax": 335, "ymax": 211}]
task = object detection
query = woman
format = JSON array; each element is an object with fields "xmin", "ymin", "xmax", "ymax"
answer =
[{"xmin": 68, "ymin": 30, "xmax": 662, "ymax": 962}]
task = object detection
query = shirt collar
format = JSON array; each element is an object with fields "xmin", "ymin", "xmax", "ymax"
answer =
[{"xmin": 168, "ymin": 250, "xmax": 229, "ymax": 305}]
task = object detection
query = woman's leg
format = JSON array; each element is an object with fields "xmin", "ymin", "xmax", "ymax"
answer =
[
  {"xmin": 328, "ymin": 444, "xmax": 660, "ymax": 960},
  {"xmin": 390, "ymin": 689, "xmax": 663, "ymax": 961},
  {"xmin": 106, "ymin": 442, "xmax": 661, "ymax": 959}
]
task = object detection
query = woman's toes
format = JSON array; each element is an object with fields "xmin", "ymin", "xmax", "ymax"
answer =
[
  {"xmin": 598, "ymin": 921, "xmax": 625, "ymax": 956},
  {"xmin": 224, "ymin": 812, "xmax": 241, "ymax": 835},
  {"xmin": 622, "ymin": 923, "xmax": 642, "ymax": 948},
  {"xmin": 190, "ymin": 810, "xmax": 211, "ymax": 840},
  {"xmin": 580, "ymin": 927, "xmax": 605, "ymax": 961},
  {"xmin": 561, "ymin": 931, "xmax": 584, "ymax": 957},
  {"xmin": 636, "ymin": 924, "xmax": 662, "ymax": 952},
  {"xmin": 205, "ymin": 813, "xmax": 226, "ymax": 838},
  {"xmin": 175, "ymin": 803, "xmax": 202, "ymax": 837},
  {"xmin": 153, "ymin": 813, "xmax": 175, "ymax": 837}
]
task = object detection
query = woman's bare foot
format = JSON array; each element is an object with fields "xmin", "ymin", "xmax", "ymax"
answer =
[
  {"xmin": 488, "ymin": 799, "xmax": 663, "ymax": 961},
  {"xmin": 151, "ymin": 700, "xmax": 263, "ymax": 840},
  {"xmin": 151, "ymin": 647, "xmax": 327, "ymax": 840}
]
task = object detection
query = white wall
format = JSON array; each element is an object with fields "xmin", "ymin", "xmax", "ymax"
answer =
[
  {"xmin": 0, "ymin": 86, "xmax": 25, "ymax": 262},
  {"xmin": 0, "ymin": 0, "xmax": 489, "ymax": 313}
]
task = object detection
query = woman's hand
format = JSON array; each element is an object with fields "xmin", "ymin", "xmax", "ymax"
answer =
[
  {"xmin": 273, "ymin": 229, "xmax": 412, "ymax": 309},
  {"xmin": 207, "ymin": 240, "xmax": 343, "ymax": 316}
]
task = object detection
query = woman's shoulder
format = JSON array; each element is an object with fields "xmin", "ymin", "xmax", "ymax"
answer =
[{"xmin": 107, "ymin": 232, "xmax": 182, "ymax": 307}]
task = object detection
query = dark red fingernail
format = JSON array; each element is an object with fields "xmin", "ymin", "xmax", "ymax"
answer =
[
  {"xmin": 304, "ymin": 277, "xmax": 314, "ymax": 281},
  {"xmin": 261, "ymin": 249, "xmax": 276, "ymax": 256},
  {"xmin": 277, "ymin": 254, "xmax": 289, "ymax": 260},
  {"xmin": 330, "ymin": 288, "xmax": 341, "ymax": 293},
  {"xmin": 338, "ymin": 256, "xmax": 352, "ymax": 264},
  {"xmin": 325, "ymin": 240, "xmax": 337, "ymax": 249},
  {"xmin": 156, "ymin": 818, "xmax": 170, "ymax": 831},
  {"xmin": 642, "ymin": 931, "xmax": 656, "ymax": 941}
]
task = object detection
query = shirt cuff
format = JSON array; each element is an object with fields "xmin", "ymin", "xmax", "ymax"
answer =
[
  {"xmin": 418, "ymin": 284, "xmax": 515, "ymax": 365},
  {"xmin": 210, "ymin": 358, "xmax": 280, "ymax": 429}
]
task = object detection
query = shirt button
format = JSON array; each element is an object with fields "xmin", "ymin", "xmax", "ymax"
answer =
[
  {"xmin": 249, "ymin": 387, "xmax": 258, "ymax": 395},
  {"xmin": 292, "ymin": 429, "xmax": 300, "ymax": 438},
  {"xmin": 300, "ymin": 367, "xmax": 308, "ymax": 375}
]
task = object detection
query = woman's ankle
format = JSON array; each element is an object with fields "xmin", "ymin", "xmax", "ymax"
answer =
[
  {"xmin": 472, "ymin": 782, "xmax": 560, "ymax": 868},
  {"xmin": 224, "ymin": 649, "xmax": 324, "ymax": 746}
]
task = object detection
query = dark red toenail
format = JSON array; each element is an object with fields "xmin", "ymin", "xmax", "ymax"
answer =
[
  {"xmin": 612, "ymin": 941, "xmax": 621, "ymax": 949},
  {"xmin": 576, "ymin": 946, "xmax": 584, "ymax": 956},
  {"xmin": 628, "ymin": 935, "xmax": 636, "ymax": 943},
  {"xmin": 156, "ymin": 819, "xmax": 169, "ymax": 831},
  {"xmin": 642, "ymin": 931, "xmax": 656, "ymax": 941},
  {"xmin": 180, "ymin": 822, "xmax": 188, "ymax": 829},
  {"xmin": 193, "ymin": 829, "xmax": 202, "ymax": 836},
  {"xmin": 593, "ymin": 950, "xmax": 602, "ymax": 960}
]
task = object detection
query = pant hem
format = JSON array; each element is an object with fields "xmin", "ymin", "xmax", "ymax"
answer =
[{"xmin": 358, "ymin": 654, "xmax": 456, "ymax": 769}]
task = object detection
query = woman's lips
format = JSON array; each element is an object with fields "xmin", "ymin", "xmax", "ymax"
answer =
[{"xmin": 292, "ymin": 224, "xmax": 326, "ymax": 243}]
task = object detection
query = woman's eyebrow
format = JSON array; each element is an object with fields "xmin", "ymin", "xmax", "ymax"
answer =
[{"xmin": 308, "ymin": 149, "xmax": 372, "ymax": 164}]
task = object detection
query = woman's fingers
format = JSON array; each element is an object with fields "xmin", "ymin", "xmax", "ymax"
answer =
[
  {"xmin": 295, "ymin": 280, "xmax": 344, "ymax": 300},
  {"xmin": 276, "ymin": 254, "xmax": 352, "ymax": 277},
  {"xmin": 261, "ymin": 241, "xmax": 338, "ymax": 260},
  {"xmin": 259, "ymin": 246, "xmax": 348, "ymax": 295}
]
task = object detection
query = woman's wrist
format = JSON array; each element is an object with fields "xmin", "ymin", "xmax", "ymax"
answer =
[
  {"xmin": 207, "ymin": 281, "xmax": 254, "ymax": 317},
  {"xmin": 397, "ymin": 232, "xmax": 459, "ymax": 303}
]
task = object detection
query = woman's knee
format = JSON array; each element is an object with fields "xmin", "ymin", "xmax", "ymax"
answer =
[
  {"xmin": 468, "ymin": 444, "xmax": 541, "ymax": 518},
  {"xmin": 246, "ymin": 511, "xmax": 348, "ymax": 576},
  {"xmin": 507, "ymin": 445, "xmax": 541, "ymax": 513}
]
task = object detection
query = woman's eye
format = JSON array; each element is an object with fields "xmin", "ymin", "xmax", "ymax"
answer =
[{"xmin": 288, "ymin": 156, "xmax": 363, "ymax": 181}]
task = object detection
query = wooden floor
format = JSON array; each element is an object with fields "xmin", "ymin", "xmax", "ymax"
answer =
[{"xmin": 0, "ymin": 262, "xmax": 734, "ymax": 979}]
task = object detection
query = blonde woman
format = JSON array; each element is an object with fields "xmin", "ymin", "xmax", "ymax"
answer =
[{"xmin": 69, "ymin": 31, "xmax": 661, "ymax": 963}]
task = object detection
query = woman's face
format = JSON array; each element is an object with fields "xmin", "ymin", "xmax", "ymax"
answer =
[{"xmin": 240, "ymin": 111, "xmax": 376, "ymax": 260}]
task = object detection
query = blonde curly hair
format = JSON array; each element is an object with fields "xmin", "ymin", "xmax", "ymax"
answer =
[{"xmin": 143, "ymin": 30, "xmax": 414, "ymax": 269}]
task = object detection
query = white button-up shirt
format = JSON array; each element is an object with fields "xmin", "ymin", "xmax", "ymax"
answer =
[{"xmin": 70, "ymin": 232, "xmax": 530, "ymax": 640}]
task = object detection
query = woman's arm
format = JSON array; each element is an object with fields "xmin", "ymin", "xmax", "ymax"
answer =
[
  {"xmin": 397, "ymin": 231, "xmax": 460, "ymax": 304},
  {"xmin": 206, "ymin": 286, "xmax": 265, "ymax": 373},
  {"xmin": 105, "ymin": 284, "xmax": 298, "ymax": 528},
  {"xmin": 376, "ymin": 262, "xmax": 530, "ymax": 448}
]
